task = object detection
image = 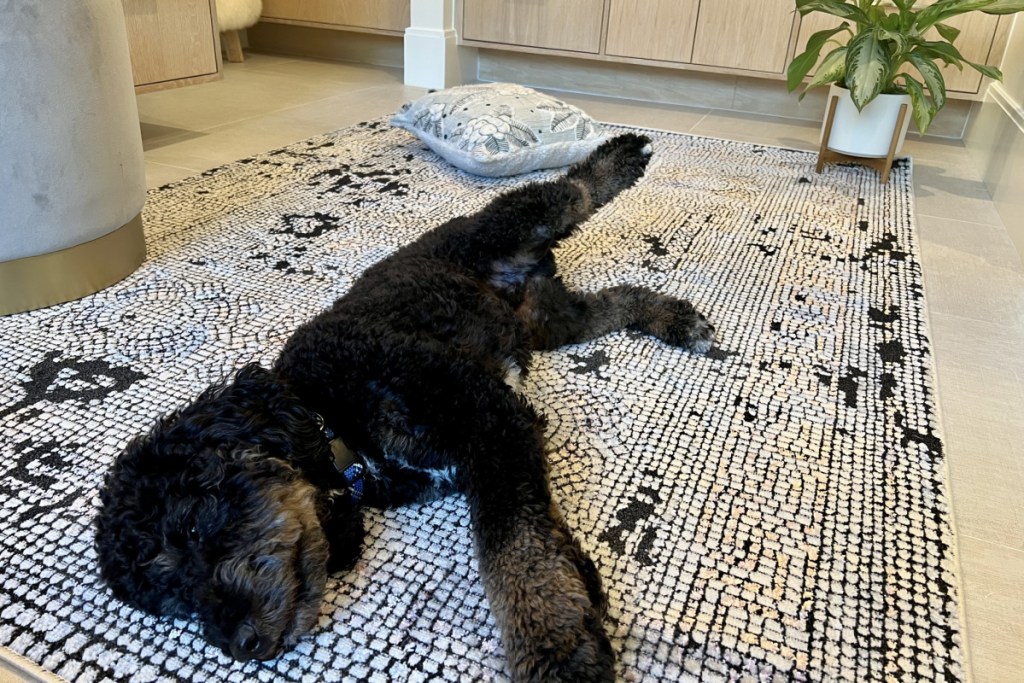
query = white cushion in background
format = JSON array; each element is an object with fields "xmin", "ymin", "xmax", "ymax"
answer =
[
  {"xmin": 217, "ymin": 0, "xmax": 263, "ymax": 31},
  {"xmin": 390, "ymin": 83, "xmax": 608, "ymax": 177}
]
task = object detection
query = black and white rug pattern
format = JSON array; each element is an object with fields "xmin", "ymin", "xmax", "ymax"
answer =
[{"xmin": 0, "ymin": 121, "xmax": 964, "ymax": 682}]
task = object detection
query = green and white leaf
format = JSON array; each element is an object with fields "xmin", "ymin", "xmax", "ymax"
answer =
[
  {"xmin": 805, "ymin": 46, "xmax": 849, "ymax": 94},
  {"xmin": 978, "ymin": 0, "xmax": 1024, "ymax": 14},
  {"xmin": 796, "ymin": 0, "xmax": 872, "ymax": 24},
  {"xmin": 907, "ymin": 51, "xmax": 946, "ymax": 111},
  {"xmin": 788, "ymin": 24, "xmax": 850, "ymax": 91},
  {"xmin": 969, "ymin": 62, "xmax": 1003, "ymax": 80},
  {"xmin": 875, "ymin": 27, "xmax": 910, "ymax": 53},
  {"xmin": 917, "ymin": 40, "xmax": 1002, "ymax": 80},
  {"xmin": 916, "ymin": 0, "xmax": 1024, "ymax": 29},
  {"xmin": 934, "ymin": 22, "xmax": 962, "ymax": 43},
  {"xmin": 846, "ymin": 31, "xmax": 890, "ymax": 109},
  {"xmin": 901, "ymin": 73, "xmax": 936, "ymax": 133},
  {"xmin": 915, "ymin": 40, "xmax": 966, "ymax": 67}
]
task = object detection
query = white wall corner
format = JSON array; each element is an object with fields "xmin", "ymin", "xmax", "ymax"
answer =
[
  {"xmin": 988, "ymin": 82, "xmax": 1024, "ymax": 135},
  {"xmin": 965, "ymin": 80, "xmax": 1024, "ymax": 261}
]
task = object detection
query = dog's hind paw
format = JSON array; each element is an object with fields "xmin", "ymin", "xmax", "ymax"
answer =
[
  {"xmin": 567, "ymin": 133, "xmax": 653, "ymax": 208},
  {"xmin": 532, "ymin": 620, "xmax": 616, "ymax": 683},
  {"xmin": 648, "ymin": 297, "xmax": 716, "ymax": 354},
  {"xmin": 508, "ymin": 608, "xmax": 615, "ymax": 683},
  {"xmin": 482, "ymin": 517, "xmax": 616, "ymax": 682}
]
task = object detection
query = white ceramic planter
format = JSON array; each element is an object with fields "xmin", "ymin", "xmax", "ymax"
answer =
[{"xmin": 821, "ymin": 84, "xmax": 912, "ymax": 158}]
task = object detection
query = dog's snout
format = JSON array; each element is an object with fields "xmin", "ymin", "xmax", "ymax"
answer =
[{"xmin": 230, "ymin": 623, "xmax": 271, "ymax": 661}]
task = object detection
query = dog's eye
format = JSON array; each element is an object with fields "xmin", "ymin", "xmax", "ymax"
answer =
[{"xmin": 187, "ymin": 524, "xmax": 200, "ymax": 540}]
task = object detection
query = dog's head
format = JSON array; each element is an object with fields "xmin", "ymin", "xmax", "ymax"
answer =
[{"xmin": 94, "ymin": 364, "xmax": 365, "ymax": 661}]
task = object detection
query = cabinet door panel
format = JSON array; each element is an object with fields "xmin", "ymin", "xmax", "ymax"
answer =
[
  {"xmin": 605, "ymin": 0, "xmax": 699, "ymax": 63},
  {"xmin": 122, "ymin": 0, "xmax": 218, "ymax": 86},
  {"xmin": 261, "ymin": 0, "xmax": 410, "ymax": 32},
  {"xmin": 462, "ymin": 0, "xmax": 605, "ymax": 53},
  {"xmin": 692, "ymin": 0, "xmax": 795, "ymax": 73},
  {"xmin": 261, "ymin": 0, "xmax": 333, "ymax": 24}
]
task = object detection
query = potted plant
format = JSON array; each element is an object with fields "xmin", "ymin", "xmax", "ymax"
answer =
[{"xmin": 787, "ymin": 0, "xmax": 1024, "ymax": 158}]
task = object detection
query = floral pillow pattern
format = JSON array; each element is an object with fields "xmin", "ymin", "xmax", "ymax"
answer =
[{"xmin": 390, "ymin": 83, "xmax": 608, "ymax": 177}]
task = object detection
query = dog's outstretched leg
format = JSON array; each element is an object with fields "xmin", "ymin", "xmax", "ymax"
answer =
[
  {"xmin": 519, "ymin": 277, "xmax": 716, "ymax": 354},
  {"xmin": 462, "ymin": 389, "xmax": 615, "ymax": 683},
  {"xmin": 410, "ymin": 134, "xmax": 654, "ymax": 278},
  {"xmin": 374, "ymin": 349, "xmax": 616, "ymax": 682},
  {"xmin": 562, "ymin": 132, "xmax": 654, "ymax": 210}
]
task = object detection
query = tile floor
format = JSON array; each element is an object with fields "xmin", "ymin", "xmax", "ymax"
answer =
[{"xmin": 138, "ymin": 54, "xmax": 1024, "ymax": 682}]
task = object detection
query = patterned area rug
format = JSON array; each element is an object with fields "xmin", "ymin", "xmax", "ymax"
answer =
[{"xmin": 0, "ymin": 121, "xmax": 964, "ymax": 682}]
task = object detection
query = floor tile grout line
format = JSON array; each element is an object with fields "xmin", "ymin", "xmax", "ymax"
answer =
[
  {"xmin": 916, "ymin": 211, "xmax": 1006, "ymax": 228},
  {"xmin": 915, "ymin": 213, "xmax": 1011, "ymax": 229},
  {"xmin": 925, "ymin": 307, "xmax": 1024, "ymax": 336},
  {"xmin": 958, "ymin": 534, "xmax": 1024, "ymax": 554},
  {"xmin": 146, "ymin": 160, "xmax": 203, "ymax": 174},
  {"xmin": 687, "ymin": 111, "xmax": 713, "ymax": 134}
]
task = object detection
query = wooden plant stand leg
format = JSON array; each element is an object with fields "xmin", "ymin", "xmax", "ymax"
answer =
[
  {"xmin": 816, "ymin": 95, "xmax": 909, "ymax": 184},
  {"xmin": 222, "ymin": 30, "xmax": 245, "ymax": 63},
  {"xmin": 815, "ymin": 94, "xmax": 841, "ymax": 175}
]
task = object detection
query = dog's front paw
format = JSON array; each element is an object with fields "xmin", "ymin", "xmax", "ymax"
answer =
[
  {"xmin": 567, "ymin": 133, "xmax": 653, "ymax": 208},
  {"xmin": 648, "ymin": 297, "xmax": 716, "ymax": 354}
]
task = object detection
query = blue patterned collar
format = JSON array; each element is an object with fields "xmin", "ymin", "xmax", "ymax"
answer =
[{"xmin": 312, "ymin": 412, "xmax": 365, "ymax": 506}]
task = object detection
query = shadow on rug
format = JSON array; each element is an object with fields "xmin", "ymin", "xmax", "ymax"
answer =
[{"xmin": 0, "ymin": 120, "xmax": 963, "ymax": 682}]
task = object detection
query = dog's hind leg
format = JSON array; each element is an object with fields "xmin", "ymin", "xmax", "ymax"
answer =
[
  {"xmin": 562, "ymin": 131, "xmax": 655, "ymax": 209},
  {"xmin": 460, "ymin": 388, "xmax": 616, "ymax": 682},
  {"xmin": 415, "ymin": 134, "xmax": 654, "ymax": 284},
  {"xmin": 518, "ymin": 276, "xmax": 716, "ymax": 354},
  {"xmin": 372, "ymin": 348, "xmax": 616, "ymax": 681}
]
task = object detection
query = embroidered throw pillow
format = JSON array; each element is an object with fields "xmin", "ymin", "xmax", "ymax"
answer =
[{"xmin": 390, "ymin": 83, "xmax": 608, "ymax": 177}]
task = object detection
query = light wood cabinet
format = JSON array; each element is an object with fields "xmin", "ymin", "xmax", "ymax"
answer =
[
  {"xmin": 934, "ymin": 11, "xmax": 1002, "ymax": 92},
  {"xmin": 260, "ymin": 0, "xmax": 410, "ymax": 34},
  {"xmin": 691, "ymin": 0, "xmax": 796, "ymax": 73},
  {"xmin": 456, "ymin": 0, "xmax": 1012, "ymax": 98},
  {"xmin": 122, "ymin": 0, "xmax": 221, "ymax": 93},
  {"xmin": 605, "ymin": 0, "xmax": 699, "ymax": 64},
  {"xmin": 462, "ymin": 0, "xmax": 605, "ymax": 53},
  {"xmin": 461, "ymin": 0, "xmax": 795, "ymax": 71}
]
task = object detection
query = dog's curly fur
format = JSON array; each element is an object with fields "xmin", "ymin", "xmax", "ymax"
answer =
[{"xmin": 94, "ymin": 134, "xmax": 715, "ymax": 681}]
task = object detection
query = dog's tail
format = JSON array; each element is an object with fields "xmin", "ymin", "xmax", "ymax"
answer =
[{"xmin": 407, "ymin": 134, "xmax": 653, "ymax": 279}]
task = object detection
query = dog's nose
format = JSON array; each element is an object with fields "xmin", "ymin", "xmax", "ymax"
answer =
[{"xmin": 230, "ymin": 623, "xmax": 264, "ymax": 660}]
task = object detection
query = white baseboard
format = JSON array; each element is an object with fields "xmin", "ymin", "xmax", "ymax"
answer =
[{"xmin": 988, "ymin": 82, "xmax": 1024, "ymax": 135}]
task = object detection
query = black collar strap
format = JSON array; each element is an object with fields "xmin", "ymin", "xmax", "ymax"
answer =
[{"xmin": 313, "ymin": 412, "xmax": 366, "ymax": 505}]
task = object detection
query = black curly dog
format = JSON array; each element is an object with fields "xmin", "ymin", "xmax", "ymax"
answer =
[{"xmin": 94, "ymin": 134, "xmax": 714, "ymax": 681}]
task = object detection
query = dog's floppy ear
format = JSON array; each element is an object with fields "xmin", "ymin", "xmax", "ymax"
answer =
[{"xmin": 94, "ymin": 434, "xmax": 194, "ymax": 616}]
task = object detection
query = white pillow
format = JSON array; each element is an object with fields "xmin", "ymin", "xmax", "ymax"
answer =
[{"xmin": 390, "ymin": 83, "xmax": 608, "ymax": 177}]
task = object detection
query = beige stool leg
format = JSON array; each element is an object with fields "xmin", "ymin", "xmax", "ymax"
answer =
[{"xmin": 222, "ymin": 30, "xmax": 244, "ymax": 62}]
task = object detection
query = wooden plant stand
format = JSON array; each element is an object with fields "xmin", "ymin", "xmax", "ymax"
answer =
[{"xmin": 816, "ymin": 94, "xmax": 909, "ymax": 184}]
